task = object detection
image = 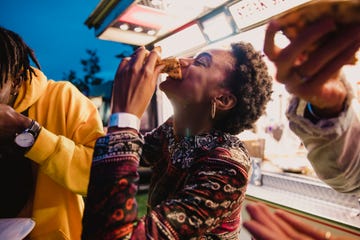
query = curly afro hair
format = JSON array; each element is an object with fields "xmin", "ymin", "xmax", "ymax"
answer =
[{"xmin": 214, "ymin": 42, "xmax": 273, "ymax": 135}]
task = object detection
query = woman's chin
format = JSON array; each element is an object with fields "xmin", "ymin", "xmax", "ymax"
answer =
[{"xmin": 159, "ymin": 78, "xmax": 174, "ymax": 92}]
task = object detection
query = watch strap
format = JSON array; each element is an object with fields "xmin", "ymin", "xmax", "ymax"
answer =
[
  {"xmin": 28, "ymin": 120, "xmax": 41, "ymax": 139},
  {"xmin": 108, "ymin": 113, "xmax": 140, "ymax": 131}
]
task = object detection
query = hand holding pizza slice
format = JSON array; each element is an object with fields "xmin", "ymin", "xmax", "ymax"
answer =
[
  {"xmin": 274, "ymin": 0, "xmax": 360, "ymax": 62},
  {"xmin": 264, "ymin": 0, "xmax": 360, "ymax": 116}
]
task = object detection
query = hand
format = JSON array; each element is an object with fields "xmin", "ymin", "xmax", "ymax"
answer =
[
  {"xmin": 0, "ymin": 104, "xmax": 32, "ymax": 142},
  {"xmin": 243, "ymin": 202, "xmax": 355, "ymax": 240},
  {"xmin": 110, "ymin": 46, "xmax": 163, "ymax": 118},
  {"xmin": 264, "ymin": 18, "xmax": 360, "ymax": 115}
]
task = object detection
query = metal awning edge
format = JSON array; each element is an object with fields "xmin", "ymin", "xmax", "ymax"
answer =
[{"xmin": 85, "ymin": 0, "xmax": 133, "ymax": 31}]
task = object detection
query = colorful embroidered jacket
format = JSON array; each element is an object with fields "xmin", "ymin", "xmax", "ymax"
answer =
[{"xmin": 82, "ymin": 118, "xmax": 251, "ymax": 239}]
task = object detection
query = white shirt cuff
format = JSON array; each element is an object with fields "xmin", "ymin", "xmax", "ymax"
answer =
[{"xmin": 108, "ymin": 113, "xmax": 141, "ymax": 131}]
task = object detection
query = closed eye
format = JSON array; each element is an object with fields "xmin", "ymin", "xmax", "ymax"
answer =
[
  {"xmin": 193, "ymin": 52, "xmax": 212, "ymax": 67},
  {"xmin": 193, "ymin": 59, "xmax": 207, "ymax": 67}
]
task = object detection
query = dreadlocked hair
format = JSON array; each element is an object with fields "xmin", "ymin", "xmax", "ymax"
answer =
[
  {"xmin": 214, "ymin": 42, "xmax": 273, "ymax": 135},
  {"xmin": 0, "ymin": 26, "xmax": 40, "ymax": 89}
]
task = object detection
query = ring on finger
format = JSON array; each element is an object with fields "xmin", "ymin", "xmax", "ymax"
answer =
[{"xmin": 294, "ymin": 68, "xmax": 310, "ymax": 83}]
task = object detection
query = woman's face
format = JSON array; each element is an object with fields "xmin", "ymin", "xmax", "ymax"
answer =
[{"xmin": 159, "ymin": 49, "xmax": 236, "ymax": 106}]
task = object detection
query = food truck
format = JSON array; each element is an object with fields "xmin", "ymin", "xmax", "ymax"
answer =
[{"xmin": 86, "ymin": 0, "xmax": 360, "ymax": 238}]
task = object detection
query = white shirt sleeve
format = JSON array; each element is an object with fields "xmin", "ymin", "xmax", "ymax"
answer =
[{"xmin": 286, "ymin": 83, "xmax": 360, "ymax": 196}]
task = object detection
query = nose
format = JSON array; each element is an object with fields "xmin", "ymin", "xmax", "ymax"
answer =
[{"xmin": 179, "ymin": 58, "xmax": 192, "ymax": 68}]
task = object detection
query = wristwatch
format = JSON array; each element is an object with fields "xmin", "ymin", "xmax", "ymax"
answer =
[{"xmin": 14, "ymin": 120, "xmax": 41, "ymax": 151}]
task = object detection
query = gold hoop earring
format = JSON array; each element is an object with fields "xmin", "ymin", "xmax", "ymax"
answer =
[{"xmin": 211, "ymin": 100, "xmax": 216, "ymax": 119}]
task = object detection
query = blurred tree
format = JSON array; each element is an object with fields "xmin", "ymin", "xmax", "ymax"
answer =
[
  {"xmin": 62, "ymin": 49, "xmax": 102, "ymax": 96},
  {"xmin": 63, "ymin": 70, "xmax": 89, "ymax": 95},
  {"xmin": 82, "ymin": 49, "xmax": 102, "ymax": 86}
]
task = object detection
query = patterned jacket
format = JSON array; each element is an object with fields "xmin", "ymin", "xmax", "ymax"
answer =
[{"xmin": 82, "ymin": 118, "xmax": 251, "ymax": 239}]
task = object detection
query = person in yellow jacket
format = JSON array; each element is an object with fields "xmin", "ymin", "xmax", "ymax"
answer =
[{"xmin": 0, "ymin": 26, "xmax": 105, "ymax": 239}]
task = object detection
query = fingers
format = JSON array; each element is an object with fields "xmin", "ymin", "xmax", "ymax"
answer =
[
  {"xmin": 115, "ymin": 57, "xmax": 130, "ymax": 78},
  {"xmin": 275, "ymin": 210, "xmax": 332, "ymax": 240},
  {"xmin": 126, "ymin": 46, "xmax": 162, "ymax": 76},
  {"xmin": 244, "ymin": 203, "xmax": 324, "ymax": 240},
  {"xmin": 264, "ymin": 18, "xmax": 336, "ymax": 65},
  {"xmin": 298, "ymin": 43, "xmax": 359, "ymax": 94},
  {"xmin": 130, "ymin": 46, "xmax": 148, "ymax": 72},
  {"xmin": 297, "ymin": 24, "xmax": 360, "ymax": 82},
  {"xmin": 110, "ymin": 46, "xmax": 163, "ymax": 116},
  {"xmin": 244, "ymin": 203, "xmax": 288, "ymax": 235},
  {"xmin": 292, "ymin": 40, "xmax": 357, "ymax": 106},
  {"xmin": 143, "ymin": 46, "xmax": 163, "ymax": 77},
  {"xmin": 114, "ymin": 46, "xmax": 147, "ymax": 82},
  {"xmin": 115, "ymin": 46, "xmax": 162, "ymax": 84},
  {"xmin": 265, "ymin": 15, "xmax": 359, "ymax": 108},
  {"xmin": 243, "ymin": 220, "xmax": 279, "ymax": 240},
  {"xmin": 264, "ymin": 20, "xmax": 282, "ymax": 61},
  {"xmin": 275, "ymin": 18, "xmax": 337, "ymax": 86},
  {"xmin": 243, "ymin": 203, "xmax": 284, "ymax": 240},
  {"xmin": 278, "ymin": 18, "xmax": 336, "ymax": 66}
]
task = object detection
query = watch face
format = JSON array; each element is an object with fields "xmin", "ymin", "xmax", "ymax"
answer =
[{"xmin": 15, "ymin": 132, "xmax": 35, "ymax": 148}]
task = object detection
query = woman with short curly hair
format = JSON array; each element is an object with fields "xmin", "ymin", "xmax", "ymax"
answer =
[{"xmin": 82, "ymin": 42, "xmax": 273, "ymax": 239}]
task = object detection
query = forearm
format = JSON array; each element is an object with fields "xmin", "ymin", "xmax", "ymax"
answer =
[
  {"xmin": 287, "ymin": 97, "xmax": 360, "ymax": 194},
  {"xmin": 23, "ymin": 80, "xmax": 105, "ymax": 194},
  {"xmin": 26, "ymin": 125, "xmax": 104, "ymax": 195},
  {"xmin": 82, "ymin": 129, "xmax": 144, "ymax": 240}
]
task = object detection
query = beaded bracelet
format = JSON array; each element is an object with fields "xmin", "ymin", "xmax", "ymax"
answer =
[{"xmin": 306, "ymin": 102, "xmax": 322, "ymax": 121}]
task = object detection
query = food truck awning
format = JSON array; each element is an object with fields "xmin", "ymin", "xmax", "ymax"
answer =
[
  {"xmin": 85, "ymin": 0, "xmax": 235, "ymax": 46},
  {"xmin": 85, "ymin": 0, "xmax": 310, "ymax": 49}
]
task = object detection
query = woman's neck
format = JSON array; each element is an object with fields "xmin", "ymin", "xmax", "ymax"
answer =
[{"xmin": 172, "ymin": 107, "xmax": 213, "ymax": 137}]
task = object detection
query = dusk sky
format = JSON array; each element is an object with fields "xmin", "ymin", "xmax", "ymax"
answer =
[{"xmin": 0, "ymin": 0, "xmax": 134, "ymax": 81}]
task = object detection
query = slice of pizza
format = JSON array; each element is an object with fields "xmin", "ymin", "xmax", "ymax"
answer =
[
  {"xmin": 273, "ymin": 0, "xmax": 360, "ymax": 61},
  {"xmin": 157, "ymin": 57, "xmax": 182, "ymax": 79}
]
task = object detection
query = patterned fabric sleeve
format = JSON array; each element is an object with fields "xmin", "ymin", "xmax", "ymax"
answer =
[
  {"xmin": 82, "ymin": 129, "xmax": 144, "ymax": 239},
  {"xmin": 82, "ymin": 129, "xmax": 249, "ymax": 239}
]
